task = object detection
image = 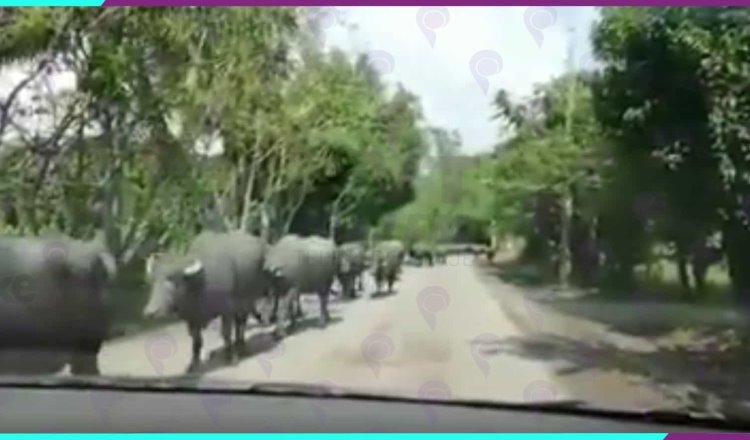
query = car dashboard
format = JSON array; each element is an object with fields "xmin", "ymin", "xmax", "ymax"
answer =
[{"xmin": 0, "ymin": 378, "xmax": 739, "ymax": 432}]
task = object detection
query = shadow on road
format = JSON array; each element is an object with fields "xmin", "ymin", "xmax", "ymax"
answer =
[
  {"xmin": 484, "ymin": 259, "xmax": 748, "ymax": 340},
  {"xmin": 486, "ymin": 331, "xmax": 750, "ymax": 418},
  {"xmin": 369, "ymin": 289, "xmax": 398, "ymax": 300},
  {"xmin": 169, "ymin": 315, "xmax": 344, "ymax": 380},
  {"xmin": 478, "ymin": 259, "xmax": 750, "ymax": 418}
]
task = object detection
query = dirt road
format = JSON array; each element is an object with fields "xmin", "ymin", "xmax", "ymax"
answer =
[{"xmin": 97, "ymin": 256, "xmax": 671, "ymax": 410}]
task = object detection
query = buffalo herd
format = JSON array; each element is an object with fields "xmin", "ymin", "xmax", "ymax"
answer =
[{"xmin": 0, "ymin": 231, "xmax": 490, "ymax": 375}]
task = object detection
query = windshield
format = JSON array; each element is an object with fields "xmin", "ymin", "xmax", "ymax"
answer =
[{"xmin": 0, "ymin": 5, "xmax": 747, "ymax": 425}]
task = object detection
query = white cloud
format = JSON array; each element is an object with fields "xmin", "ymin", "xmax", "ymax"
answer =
[{"xmin": 322, "ymin": 6, "xmax": 599, "ymax": 154}]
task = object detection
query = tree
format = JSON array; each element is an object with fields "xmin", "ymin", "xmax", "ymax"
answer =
[{"xmin": 592, "ymin": 7, "xmax": 750, "ymax": 299}]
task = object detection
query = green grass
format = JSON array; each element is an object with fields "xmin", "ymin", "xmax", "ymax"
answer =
[
  {"xmin": 496, "ymin": 253, "xmax": 732, "ymax": 305},
  {"xmin": 634, "ymin": 259, "xmax": 731, "ymax": 304}
]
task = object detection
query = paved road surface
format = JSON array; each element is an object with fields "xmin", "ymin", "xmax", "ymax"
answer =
[
  {"xmin": 97, "ymin": 256, "xmax": 668, "ymax": 410},
  {"xmin": 99, "ymin": 257, "xmax": 565, "ymax": 402}
]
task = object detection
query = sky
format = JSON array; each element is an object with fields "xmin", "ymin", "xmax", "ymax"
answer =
[
  {"xmin": 1, "ymin": 7, "xmax": 599, "ymax": 155},
  {"xmin": 321, "ymin": 6, "xmax": 600, "ymax": 154}
]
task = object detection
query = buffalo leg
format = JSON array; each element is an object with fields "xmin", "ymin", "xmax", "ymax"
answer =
[
  {"xmin": 248, "ymin": 302, "xmax": 264, "ymax": 325},
  {"xmin": 269, "ymin": 293, "xmax": 279, "ymax": 324},
  {"xmin": 273, "ymin": 288, "xmax": 295, "ymax": 339},
  {"xmin": 341, "ymin": 275, "xmax": 353, "ymax": 299},
  {"xmin": 317, "ymin": 287, "xmax": 331, "ymax": 327},
  {"xmin": 357, "ymin": 275, "xmax": 364, "ymax": 292},
  {"xmin": 233, "ymin": 313, "xmax": 247, "ymax": 357},
  {"xmin": 295, "ymin": 292, "xmax": 304, "ymax": 319},
  {"xmin": 290, "ymin": 289, "xmax": 303, "ymax": 326},
  {"xmin": 220, "ymin": 315, "xmax": 234, "ymax": 364},
  {"xmin": 187, "ymin": 322, "xmax": 202, "ymax": 373},
  {"xmin": 70, "ymin": 338, "xmax": 102, "ymax": 376}
]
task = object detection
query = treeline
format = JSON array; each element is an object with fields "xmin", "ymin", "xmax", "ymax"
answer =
[
  {"xmin": 375, "ymin": 127, "xmax": 495, "ymax": 248},
  {"xmin": 389, "ymin": 7, "xmax": 750, "ymax": 302},
  {"xmin": 0, "ymin": 8, "xmax": 427, "ymax": 278}
]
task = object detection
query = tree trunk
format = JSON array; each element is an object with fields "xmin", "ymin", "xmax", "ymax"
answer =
[
  {"xmin": 558, "ymin": 190, "xmax": 573, "ymax": 287},
  {"xmin": 329, "ymin": 211, "xmax": 337, "ymax": 242},
  {"xmin": 723, "ymin": 218, "xmax": 750, "ymax": 306},
  {"xmin": 259, "ymin": 205, "xmax": 271, "ymax": 243},
  {"xmin": 676, "ymin": 250, "xmax": 692, "ymax": 293}
]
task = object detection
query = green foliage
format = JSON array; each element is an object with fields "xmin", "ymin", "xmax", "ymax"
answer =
[{"xmin": 0, "ymin": 7, "xmax": 428, "ymax": 274}]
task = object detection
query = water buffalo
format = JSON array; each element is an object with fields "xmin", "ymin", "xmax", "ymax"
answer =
[
  {"xmin": 264, "ymin": 235, "xmax": 337, "ymax": 338},
  {"xmin": 434, "ymin": 245, "xmax": 447, "ymax": 264},
  {"xmin": 0, "ymin": 235, "xmax": 115, "ymax": 376},
  {"xmin": 408, "ymin": 242, "xmax": 434, "ymax": 267},
  {"xmin": 144, "ymin": 231, "xmax": 267, "ymax": 373},
  {"xmin": 372, "ymin": 240, "xmax": 405, "ymax": 293},
  {"xmin": 337, "ymin": 241, "xmax": 367, "ymax": 299}
]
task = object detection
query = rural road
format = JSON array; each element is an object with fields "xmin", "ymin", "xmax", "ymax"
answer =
[{"xmin": 97, "ymin": 255, "xmax": 672, "ymax": 411}]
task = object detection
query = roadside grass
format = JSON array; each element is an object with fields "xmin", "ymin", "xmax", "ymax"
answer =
[
  {"xmin": 491, "ymin": 252, "xmax": 745, "ymax": 343},
  {"xmin": 633, "ymin": 259, "xmax": 731, "ymax": 305},
  {"xmin": 495, "ymin": 251, "xmax": 732, "ymax": 304}
]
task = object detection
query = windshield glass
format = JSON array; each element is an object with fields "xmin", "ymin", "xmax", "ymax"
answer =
[{"xmin": 0, "ymin": 5, "xmax": 747, "ymax": 423}]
